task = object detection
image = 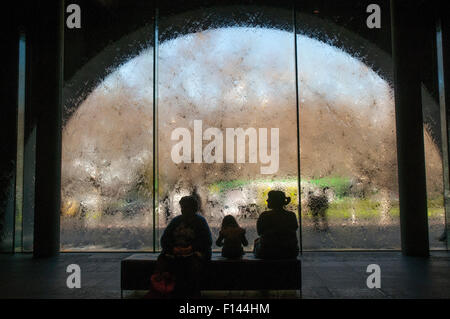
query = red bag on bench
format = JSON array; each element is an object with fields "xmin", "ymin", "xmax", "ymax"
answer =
[{"xmin": 148, "ymin": 272, "xmax": 175, "ymax": 297}]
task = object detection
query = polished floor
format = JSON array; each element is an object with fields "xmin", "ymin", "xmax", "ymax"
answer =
[{"xmin": 0, "ymin": 251, "xmax": 449, "ymax": 299}]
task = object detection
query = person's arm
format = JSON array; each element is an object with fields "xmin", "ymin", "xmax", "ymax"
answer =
[
  {"xmin": 160, "ymin": 218, "xmax": 177, "ymax": 252},
  {"xmin": 241, "ymin": 229, "xmax": 248, "ymax": 247},
  {"xmin": 216, "ymin": 232, "xmax": 224, "ymax": 247},
  {"xmin": 202, "ymin": 217, "xmax": 213, "ymax": 247},
  {"xmin": 193, "ymin": 216, "xmax": 213, "ymax": 255},
  {"xmin": 289, "ymin": 212, "xmax": 299, "ymax": 232},
  {"xmin": 256, "ymin": 213, "xmax": 266, "ymax": 236}
]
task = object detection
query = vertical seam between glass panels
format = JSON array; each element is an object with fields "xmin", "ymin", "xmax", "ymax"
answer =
[
  {"xmin": 293, "ymin": 5, "xmax": 303, "ymax": 255},
  {"xmin": 152, "ymin": 8, "xmax": 159, "ymax": 253}
]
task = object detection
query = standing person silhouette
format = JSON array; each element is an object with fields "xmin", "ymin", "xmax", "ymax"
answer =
[
  {"xmin": 254, "ymin": 190, "xmax": 299, "ymax": 259},
  {"xmin": 307, "ymin": 188, "xmax": 329, "ymax": 232}
]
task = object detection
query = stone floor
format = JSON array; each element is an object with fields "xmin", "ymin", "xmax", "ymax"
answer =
[{"xmin": 0, "ymin": 251, "xmax": 449, "ymax": 299}]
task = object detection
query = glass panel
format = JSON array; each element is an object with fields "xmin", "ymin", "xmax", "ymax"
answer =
[
  {"xmin": 22, "ymin": 27, "xmax": 34, "ymax": 252},
  {"xmin": 415, "ymin": 15, "xmax": 448, "ymax": 251},
  {"xmin": 423, "ymin": 89, "xmax": 446, "ymax": 250},
  {"xmin": 15, "ymin": 33, "xmax": 26, "ymax": 252},
  {"xmin": 157, "ymin": 2, "xmax": 298, "ymax": 251},
  {"xmin": 60, "ymin": 1, "xmax": 155, "ymax": 251},
  {"xmin": 22, "ymin": 118, "xmax": 35, "ymax": 252},
  {"xmin": 296, "ymin": 0, "xmax": 401, "ymax": 249},
  {"xmin": 433, "ymin": 19, "xmax": 449, "ymax": 250},
  {"xmin": 0, "ymin": 178, "xmax": 14, "ymax": 252},
  {"xmin": 444, "ymin": 17, "xmax": 450, "ymax": 250}
]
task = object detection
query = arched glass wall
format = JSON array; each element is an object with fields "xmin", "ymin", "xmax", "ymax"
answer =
[
  {"xmin": 61, "ymin": 2, "xmax": 155, "ymax": 250},
  {"xmin": 57, "ymin": 0, "xmax": 446, "ymax": 251},
  {"xmin": 156, "ymin": 6, "xmax": 298, "ymax": 251},
  {"xmin": 296, "ymin": 2, "xmax": 401, "ymax": 249}
]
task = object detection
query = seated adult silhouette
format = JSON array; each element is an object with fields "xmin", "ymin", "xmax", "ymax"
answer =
[
  {"xmin": 152, "ymin": 195, "xmax": 212, "ymax": 298},
  {"xmin": 254, "ymin": 190, "xmax": 299, "ymax": 259}
]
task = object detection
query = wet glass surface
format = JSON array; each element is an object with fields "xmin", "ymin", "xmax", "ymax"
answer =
[{"xmin": 58, "ymin": 1, "xmax": 446, "ymax": 251}]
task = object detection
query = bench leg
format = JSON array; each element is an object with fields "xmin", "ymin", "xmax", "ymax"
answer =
[{"xmin": 121, "ymin": 289, "xmax": 123, "ymax": 299}]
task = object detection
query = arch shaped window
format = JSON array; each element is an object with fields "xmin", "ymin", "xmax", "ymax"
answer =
[{"xmin": 59, "ymin": 1, "xmax": 444, "ymax": 251}]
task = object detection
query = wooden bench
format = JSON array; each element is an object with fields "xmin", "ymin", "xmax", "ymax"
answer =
[{"xmin": 121, "ymin": 253, "xmax": 301, "ymax": 297}]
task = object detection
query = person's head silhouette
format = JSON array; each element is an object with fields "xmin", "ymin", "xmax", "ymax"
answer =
[
  {"xmin": 179, "ymin": 196, "xmax": 198, "ymax": 218},
  {"xmin": 267, "ymin": 190, "xmax": 291, "ymax": 210},
  {"xmin": 221, "ymin": 215, "xmax": 239, "ymax": 230}
]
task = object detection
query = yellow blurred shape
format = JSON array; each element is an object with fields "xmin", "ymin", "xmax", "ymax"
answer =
[{"xmin": 61, "ymin": 198, "xmax": 80, "ymax": 217}]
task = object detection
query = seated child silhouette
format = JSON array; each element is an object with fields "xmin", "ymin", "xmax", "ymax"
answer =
[{"xmin": 216, "ymin": 215, "xmax": 248, "ymax": 259}]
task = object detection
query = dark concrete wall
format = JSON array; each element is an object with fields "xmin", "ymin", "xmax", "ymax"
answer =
[{"xmin": 0, "ymin": 2, "xmax": 20, "ymax": 252}]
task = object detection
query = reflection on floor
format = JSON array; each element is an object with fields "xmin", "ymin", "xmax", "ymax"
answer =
[{"xmin": 0, "ymin": 252, "xmax": 449, "ymax": 299}]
